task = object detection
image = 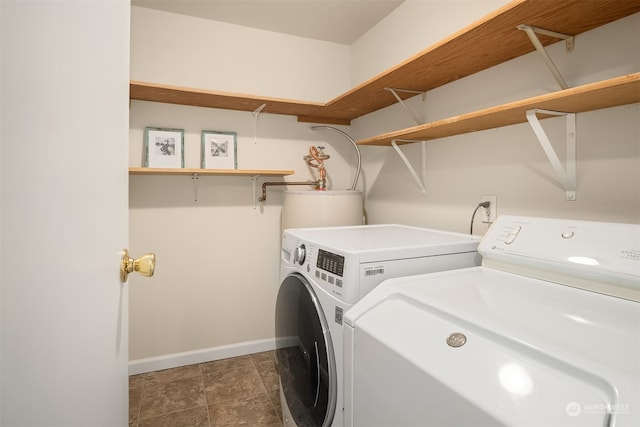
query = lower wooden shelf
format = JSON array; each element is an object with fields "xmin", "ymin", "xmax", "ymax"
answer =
[
  {"xmin": 357, "ymin": 73, "xmax": 640, "ymax": 146},
  {"xmin": 128, "ymin": 167, "xmax": 294, "ymax": 176}
]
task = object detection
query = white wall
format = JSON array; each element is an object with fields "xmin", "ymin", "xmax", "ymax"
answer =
[
  {"xmin": 352, "ymin": 12, "xmax": 640, "ymax": 234},
  {"xmin": 350, "ymin": 0, "xmax": 509, "ymax": 85},
  {"xmin": 129, "ymin": 6, "xmax": 358, "ymax": 364},
  {"xmin": 128, "ymin": 103, "xmax": 358, "ymax": 363},
  {"xmin": 129, "ymin": 3, "xmax": 639, "ymax": 366},
  {"xmin": 130, "ymin": 6, "xmax": 351, "ymax": 101}
]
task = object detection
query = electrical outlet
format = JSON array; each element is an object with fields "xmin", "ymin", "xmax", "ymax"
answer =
[{"xmin": 481, "ymin": 195, "xmax": 497, "ymax": 223}]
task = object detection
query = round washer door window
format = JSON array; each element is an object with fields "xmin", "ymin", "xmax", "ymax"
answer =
[{"xmin": 275, "ymin": 273, "xmax": 336, "ymax": 426}]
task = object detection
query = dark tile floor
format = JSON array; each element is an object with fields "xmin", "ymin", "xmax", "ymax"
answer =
[{"xmin": 129, "ymin": 351, "xmax": 283, "ymax": 426}]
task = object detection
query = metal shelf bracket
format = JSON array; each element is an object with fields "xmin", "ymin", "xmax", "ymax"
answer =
[
  {"xmin": 526, "ymin": 109, "xmax": 576, "ymax": 201},
  {"xmin": 385, "ymin": 88, "xmax": 426, "ymax": 125},
  {"xmin": 251, "ymin": 175, "xmax": 260, "ymax": 209},
  {"xmin": 517, "ymin": 24, "xmax": 574, "ymax": 90},
  {"xmin": 191, "ymin": 173, "xmax": 199, "ymax": 202},
  {"xmin": 252, "ymin": 103, "xmax": 267, "ymax": 144},
  {"xmin": 391, "ymin": 139, "xmax": 427, "ymax": 194}
]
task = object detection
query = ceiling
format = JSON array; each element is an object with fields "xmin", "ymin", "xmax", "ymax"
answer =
[{"xmin": 131, "ymin": 0, "xmax": 405, "ymax": 45}]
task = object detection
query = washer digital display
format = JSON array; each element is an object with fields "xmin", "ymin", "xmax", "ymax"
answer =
[{"xmin": 317, "ymin": 249, "xmax": 345, "ymax": 277}]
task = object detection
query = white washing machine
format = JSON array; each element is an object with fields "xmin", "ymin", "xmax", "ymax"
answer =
[
  {"xmin": 275, "ymin": 224, "xmax": 481, "ymax": 427},
  {"xmin": 344, "ymin": 215, "xmax": 640, "ymax": 427}
]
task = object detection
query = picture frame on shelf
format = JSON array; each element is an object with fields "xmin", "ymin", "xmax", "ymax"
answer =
[
  {"xmin": 201, "ymin": 130, "xmax": 237, "ymax": 169},
  {"xmin": 144, "ymin": 127, "xmax": 184, "ymax": 168}
]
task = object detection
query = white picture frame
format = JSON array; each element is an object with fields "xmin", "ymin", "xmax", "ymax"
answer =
[
  {"xmin": 144, "ymin": 127, "xmax": 184, "ymax": 168},
  {"xmin": 201, "ymin": 130, "xmax": 237, "ymax": 169}
]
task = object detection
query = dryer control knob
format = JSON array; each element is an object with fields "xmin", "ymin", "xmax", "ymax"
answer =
[{"xmin": 294, "ymin": 244, "xmax": 306, "ymax": 265}]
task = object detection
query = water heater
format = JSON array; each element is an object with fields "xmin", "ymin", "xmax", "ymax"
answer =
[{"xmin": 281, "ymin": 190, "xmax": 364, "ymax": 233}]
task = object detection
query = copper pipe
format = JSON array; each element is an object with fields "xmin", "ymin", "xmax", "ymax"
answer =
[
  {"xmin": 304, "ymin": 145, "xmax": 330, "ymax": 182},
  {"xmin": 258, "ymin": 180, "xmax": 326, "ymax": 203}
]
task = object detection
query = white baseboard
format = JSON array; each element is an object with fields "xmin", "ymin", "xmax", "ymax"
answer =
[{"xmin": 128, "ymin": 338, "xmax": 276, "ymax": 375}]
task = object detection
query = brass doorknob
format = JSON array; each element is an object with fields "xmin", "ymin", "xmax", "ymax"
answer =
[{"xmin": 120, "ymin": 249, "xmax": 155, "ymax": 282}]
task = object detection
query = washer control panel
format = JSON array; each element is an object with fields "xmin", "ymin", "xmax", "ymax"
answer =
[
  {"xmin": 282, "ymin": 234, "xmax": 349, "ymax": 298},
  {"xmin": 293, "ymin": 244, "xmax": 306, "ymax": 265},
  {"xmin": 479, "ymin": 215, "xmax": 640, "ymax": 299},
  {"xmin": 317, "ymin": 249, "xmax": 345, "ymax": 277},
  {"xmin": 504, "ymin": 225, "xmax": 522, "ymax": 245}
]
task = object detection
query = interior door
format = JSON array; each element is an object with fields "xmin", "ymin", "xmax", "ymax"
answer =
[{"xmin": 1, "ymin": 1, "xmax": 131, "ymax": 425}]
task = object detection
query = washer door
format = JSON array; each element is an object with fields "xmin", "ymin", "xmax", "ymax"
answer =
[{"xmin": 275, "ymin": 273, "xmax": 336, "ymax": 427}]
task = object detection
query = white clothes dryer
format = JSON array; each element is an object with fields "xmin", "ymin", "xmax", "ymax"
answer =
[
  {"xmin": 276, "ymin": 224, "xmax": 481, "ymax": 427},
  {"xmin": 344, "ymin": 216, "xmax": 640, "ymax": 427}
]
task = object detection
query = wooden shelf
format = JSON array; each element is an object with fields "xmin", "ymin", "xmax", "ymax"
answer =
[
  {"xmin": 128, "ymin": 81, "xmax": 339, "ymax": 121},
  {"xmin": 357, "ymin": 73, "xmax": 640, "ymax": 146},
  {"xmin": 128, "ymin": 167, "xmax": 294, "ymax": 177},
  {"xmin": 305, "ymin": 0, "xmax": 639, "ymax": 123},
  {"xmin": 129, "ymin": 0, "xmax": 639, "ymax": 125}
]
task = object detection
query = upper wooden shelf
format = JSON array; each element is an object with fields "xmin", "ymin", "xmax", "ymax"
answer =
[
  {"xmin": 129, "ymin": 81, "xmax": 329, "ymax": 121},
  {"xmin": 129, "ymin": 167, "xmax": 294, "ymax": 177},
  {"xmin": 129, "ymin": 0, "xmax": 639, "ymax": 125},
  {"xmin": 306, "ymin": 0, "xmax": 640, "ymax": 123},
  {"xmin": 356, "ymin": 73, "xmax": 640, "ymax": 146}
]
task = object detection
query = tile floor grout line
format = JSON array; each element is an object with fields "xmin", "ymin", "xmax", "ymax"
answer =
[
  {"xmin": 134, "ymin": 374, "xmax": 145, "ymax": 427},
  {"xmin": 258, "ymin": 358, "xmax": 275, "ymax": 412},
  {"xmin": 140, "ymin": 373, "xmax": 147, "ymax": 427},
  {"xmin": 200, "ymin": 364, "xmax": 213, "ymax": 427},
  {"xmin": 252, "ymin": 352, "xmax": 282, "ymax": 421}
]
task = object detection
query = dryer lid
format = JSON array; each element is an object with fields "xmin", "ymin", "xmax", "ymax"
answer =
[{"xmin": 345, "ymin": 267, "xmax": 640, "ymax": 426}]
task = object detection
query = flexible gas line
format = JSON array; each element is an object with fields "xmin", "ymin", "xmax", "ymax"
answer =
[{"xmin": 310, "ymin": 126, "xmax": 361, "ymax": 191}]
